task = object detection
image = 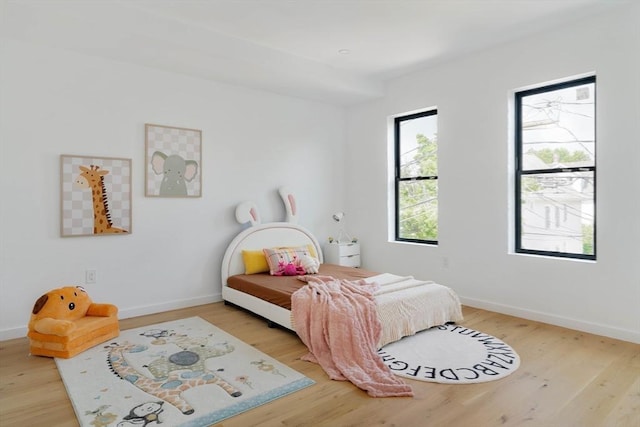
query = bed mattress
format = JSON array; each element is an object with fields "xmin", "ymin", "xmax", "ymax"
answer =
[{"xmin": 227, "ymin": 264, "xmax": 377, "ymax": 310}]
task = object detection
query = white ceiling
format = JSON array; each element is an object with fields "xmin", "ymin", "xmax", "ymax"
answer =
[{"xmin": 1, "ymin": 0, "xmax": 630, "ymax": 105}]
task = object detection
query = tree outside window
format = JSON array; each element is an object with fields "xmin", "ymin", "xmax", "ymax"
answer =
[{"xmin": 395, "ymin": 110, "xmax": 438, "ymax": 244}]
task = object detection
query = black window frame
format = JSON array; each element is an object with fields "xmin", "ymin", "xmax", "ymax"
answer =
[
  {"xmin": 394, "ymin": 109, "xmax": 438, "ymax": 245},
  {"xmin": 515, "ymin": 75, "xmax": 596, "ymax": 260}
]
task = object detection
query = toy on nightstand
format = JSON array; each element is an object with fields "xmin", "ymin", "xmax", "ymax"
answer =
[{"xmin": 28, "ymin": 285, "xmax": 120, "ymax": 358}]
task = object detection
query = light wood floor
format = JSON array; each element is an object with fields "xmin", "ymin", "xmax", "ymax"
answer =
[{"xmin": 1, "ymin": 302, "xmax": 638, "ymax": 427}]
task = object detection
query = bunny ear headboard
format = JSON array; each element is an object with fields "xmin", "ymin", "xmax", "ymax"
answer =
[
  {"xmin": 221, "ymin": 187, "xmax": 323, "ymax": 283},
  {"xmin": 235, "ymin": 201, "xmax": 262, "ymax": 226},
  {"xmin": 234, "ymin": 186, "xmax": 297, "ymax": 227},
  {"xmin": 278, "ymin": 186, "xmax": 298, "ymax": 223}
]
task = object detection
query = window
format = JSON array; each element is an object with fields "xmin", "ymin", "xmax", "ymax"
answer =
[
  {"xmin": 515, "ymin": 76, "xmax": 596, "ymax": 260},
  {"xmin": 394, "ymin": 109, "xmax": 438, "ymax": 244}
]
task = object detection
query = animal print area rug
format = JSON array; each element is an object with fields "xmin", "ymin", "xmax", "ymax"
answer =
[
  {"xmin": 55, "ymin": 317, "xmax": 314, "ymax": 427},
  {"xmin": 379, "ymin": 324, "xmax": 520, "ymax": 384}
]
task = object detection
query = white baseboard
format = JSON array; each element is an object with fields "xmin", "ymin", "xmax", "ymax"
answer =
[
  {"xmin": 118, "ymin": 293, "xmax": 222, "ymax": 320},
  {"xmin": 4, "ymin": 294, "xmax": 636, "ymax": 344},
  {"xmin": 0, "ymin": 293, "xmax": 222, "ymax": 342},
  {"xmin": 460, "ymin": 296, "xmax": 640, "ymax": 344}
]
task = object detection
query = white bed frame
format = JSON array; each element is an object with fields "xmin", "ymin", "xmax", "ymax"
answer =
[
  {"xmin": 221, "ymin": 188, "xmax": 463, "ymax": 342},
  {"xmin": 221, "ymin": 221, "xmax": 322, "ymax": 330}
]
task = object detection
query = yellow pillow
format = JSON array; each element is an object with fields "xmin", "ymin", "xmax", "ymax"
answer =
[{"xmin": 242, "ymin": 250, "xmax": 270, "ymax": 274}]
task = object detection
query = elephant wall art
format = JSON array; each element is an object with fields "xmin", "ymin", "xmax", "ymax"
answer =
[
  {"xmin": 145, "ymin": 124, "xmax": 202, "ymax": 197},
  {"xmin": 151, "ymin": 151, "xmax": 199, "ymax": 197}
]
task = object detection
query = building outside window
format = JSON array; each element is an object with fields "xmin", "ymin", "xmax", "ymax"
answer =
[
  {"xmin": 515, "ymin": 76, "xmax": 596, "ymax": 260},
  {"xmin": 394, "ymin": 109, "xmax": 438, "ymax": 244}
]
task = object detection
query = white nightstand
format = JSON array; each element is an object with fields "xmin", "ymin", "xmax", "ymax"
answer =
[{"xmin": 324, "ymin": 242, "xmax": 361, "ymax": 267}]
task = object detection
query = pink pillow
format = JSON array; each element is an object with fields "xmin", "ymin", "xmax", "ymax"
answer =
[{"xmin": 263, "ymin": 246, "xmax": 317, "ymax": 276}]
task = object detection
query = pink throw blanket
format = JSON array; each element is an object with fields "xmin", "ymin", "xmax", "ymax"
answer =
[{"xmin": 291, "ymin": 275, "xmax": 413, "ymax": 397}]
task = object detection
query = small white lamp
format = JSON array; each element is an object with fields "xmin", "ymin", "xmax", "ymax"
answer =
[{"xmin": 332, "ymin": 211, "xmax": 352, "ymax": 243}]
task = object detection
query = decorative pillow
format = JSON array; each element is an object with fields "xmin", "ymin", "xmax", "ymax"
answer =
[
  {"xmin": 242, "ymin": 250, "xmax": 271, "ymax": 275},
  {"xmin": 263, "ymin": 245, "xmax": 319, "ymax": 276},
  {"xmin": 299, "ymin": 255, "xmax": 320, "ymax": 274}
]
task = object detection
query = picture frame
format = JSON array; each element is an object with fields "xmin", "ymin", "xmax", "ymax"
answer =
[
  {"xmin": 60, "ymin": 154, "xmax": 132, "ymax": 237},
  {"xmin": 145, "ymin": 123, "xmax": 202, "ymax": 197}
]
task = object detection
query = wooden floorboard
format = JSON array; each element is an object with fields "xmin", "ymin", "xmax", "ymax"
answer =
[{"xmin": 1, "ymin": 303, "xmax": 638, "ymax": 427}]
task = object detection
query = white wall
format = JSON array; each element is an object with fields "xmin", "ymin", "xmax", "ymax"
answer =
[
  {"xmin": 2, "ymin": 4, "xmax": 638, "ymax": 345},
  {"xmin": 345, "ymin": 4, "xmax": 640, "ymax": 343},
  {"xmin": 0, "ymin": 39, "xmax": 347, "ymax": 339}
]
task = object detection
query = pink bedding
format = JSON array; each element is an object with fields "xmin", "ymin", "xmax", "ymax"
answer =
[{"xmin": 291, "ymin": 275, "xmax": 414, "ymax": 397}]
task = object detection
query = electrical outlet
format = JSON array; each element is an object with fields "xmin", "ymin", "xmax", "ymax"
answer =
[{"xmin": 86, "ymin": 270, "xmax": 97, "ymax": 284}]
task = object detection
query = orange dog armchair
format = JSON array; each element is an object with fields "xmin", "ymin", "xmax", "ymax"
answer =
[{"xmin": 28, "ymin": 286, "xmax": 119, "ymax": 358}]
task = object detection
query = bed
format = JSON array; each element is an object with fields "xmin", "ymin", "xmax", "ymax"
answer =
[{"xmin": 220, "ymin": 188, "xmax": 463, "ymax": 349}]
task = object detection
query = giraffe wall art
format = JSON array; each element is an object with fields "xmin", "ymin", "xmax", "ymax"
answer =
[{"xmin": 61, "ymin": 155, "xmax": 132, "ymax": 237}]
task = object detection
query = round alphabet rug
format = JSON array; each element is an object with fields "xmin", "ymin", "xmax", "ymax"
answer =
[{"xmin": 378, "ymin": 324, "xmax": 520, "ymax": 384}]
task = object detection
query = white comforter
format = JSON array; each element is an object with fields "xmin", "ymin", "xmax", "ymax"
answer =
[{"xmin": 367, "ymin": 273, "xmax": 464, "ymax": 348}]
